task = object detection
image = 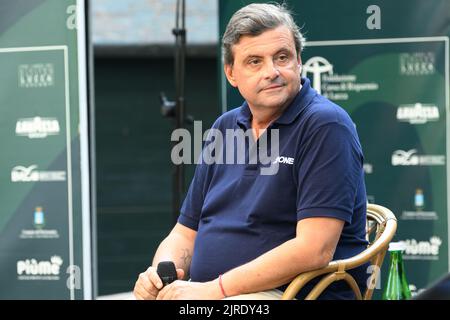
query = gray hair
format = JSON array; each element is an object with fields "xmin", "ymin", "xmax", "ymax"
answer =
[{"xmin": 222, "ymin": 3, "xmax": 305, "ymax": 65}]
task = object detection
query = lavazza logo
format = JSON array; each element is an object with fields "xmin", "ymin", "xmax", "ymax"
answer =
[
  {"xmin": 11, "ymin": 165, "xmax": 66, "ymax": 182},
  {"xmin": 302, "ymin": 56, "xmax": 379, "ymax": 101},
  {"xmin": 391, "ymin": 149, "xmax": 446, "ymax": 166},
  {"xmin": 400, "ymin": 237, "xmax": 442, "ymax": 260},
  {"xmin": 396, "ymin": 103, "xmax": 439, "ymax": 124},
  {"xmin": 18, "ymin": 63, "xmax": 54, "ymax": 88},
  {"xmin": 17, "ymin": 256, "xmax": 63, "ymax": 280},
  {"xmin": 16, "ymin": 117, "xmax": 60, "ymax": 139}
]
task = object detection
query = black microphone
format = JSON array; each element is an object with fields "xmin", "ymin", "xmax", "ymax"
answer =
[{"xmin": 156, "ymin": 261, "xmax": 177, "ymax": 286}]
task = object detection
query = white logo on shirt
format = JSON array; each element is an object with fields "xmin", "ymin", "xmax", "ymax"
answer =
[{"xmin": 272, "ymin": 156, "xmax": 294, "ymax": 165}]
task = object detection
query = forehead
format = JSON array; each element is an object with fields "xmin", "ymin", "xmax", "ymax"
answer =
[{"xmin": 233, "ymin": 25, "xmax": 296, "ymax": 58}]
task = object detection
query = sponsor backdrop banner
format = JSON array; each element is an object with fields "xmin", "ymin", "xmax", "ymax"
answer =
[
  {"xmin": 219, "ymin": 0, "xmax": 450, "ymax": 298},
  {"xmin": 0, "ymin": 0, "xmax": 93, "ymax": 299}
]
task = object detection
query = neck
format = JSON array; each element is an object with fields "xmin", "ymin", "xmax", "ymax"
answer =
[
  {"xmin": 250, "ymin": 108, "xmax": 283, "ymax": 129},
  {"xmin": 248, "ymin": 105, "xmax": 286, "ymax": 140},
  {"xmin": 250, "ymin": 84, "xmax": 302, "ymax": 130}
]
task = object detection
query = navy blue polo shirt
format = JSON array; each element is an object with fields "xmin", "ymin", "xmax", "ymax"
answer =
[{"xmin": 178, "ymin": 77, "xmax": 369, "ymax": 299}]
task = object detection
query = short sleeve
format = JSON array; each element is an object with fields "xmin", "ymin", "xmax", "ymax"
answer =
[
  {"xmin": 296, "ymin": 122, "xmax": 364, "ymax": 224},
  {"xmin": 177, "ymin": 114, "xmax": 227, "ymax": 231},
  {"xmin": 178, "ymin": 159, "xmax": 211, "ymax": 231}
]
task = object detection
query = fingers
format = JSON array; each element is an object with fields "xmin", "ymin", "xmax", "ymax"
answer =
[
  {"xmin": 176, "ymin": 268, "xmax": 185, "ymax": 280},
  {"xmin": 134, "ymin": 266, "xmax": 186, "ymax": 300},
  {"xmin": 139, "ymin": 272, "xmax": 154, "ymax": 292},
  {"xmin": 133, "ymin": 279, "xmax": 150, "ymax": 300},
  {"xmin": 155, "ymin": 286, "xmax": 166, "ymax": 300},
  {"xmin": 133, "ymin": 267, "xmax": 163, "ymax": 300},
  {"xmin": 133, "ymin": 289, "xmax": 144, "ymax": 300},
  {"xmin": 133, "ymin": 274, "xmax": 154, "ymax": 300},
  {"xmin": 146, "ymin": 267, "xmax": 163, "ymax": 290},
  {"xmin": 156, "ymin": 281, "xmax": 174, "ymax": 300}
]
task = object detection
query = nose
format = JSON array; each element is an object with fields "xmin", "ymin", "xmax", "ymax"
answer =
[{"xmin": 262, "ymin": 60, "xmax": 280, "ymax": 80}]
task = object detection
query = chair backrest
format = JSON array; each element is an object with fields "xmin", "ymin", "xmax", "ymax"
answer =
[
  {"xmin": 363, "ymin": 203, "xmax": 397, "ymax": 299},
  {"xmin": 281, "ymin": 203, "xmax": 397, "ymax": 300}
]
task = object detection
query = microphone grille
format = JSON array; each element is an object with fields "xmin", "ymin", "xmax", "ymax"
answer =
[{"xmin": 157, "ymin": 261, "xmax": 177, "ymax": 285}]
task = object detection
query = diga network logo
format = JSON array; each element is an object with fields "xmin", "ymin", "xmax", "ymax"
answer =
[
  {"xmin": 17, "ymin": 256, "xmax": 63, "ymax": 280},
  {"xmin": 391, "ymin": 149, "xmax": 445, "ymax": 166},
  {"xmin": 11, "ymin": 165, "xmax": 66, "ymax": 182}
]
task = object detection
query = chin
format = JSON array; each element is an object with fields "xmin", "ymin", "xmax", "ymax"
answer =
[{"xmin": 260, "ymin": 97, "xmax": 289, "ymax": 109}]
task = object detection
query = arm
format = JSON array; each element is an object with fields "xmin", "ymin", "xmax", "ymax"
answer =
[
  {"xmin": 152, "ymin": 222, "xmax": 197, "ymax": 279},
  {"xmin": 133, "ymin": 223, "xmax": 196, "ymax": 299},
  {"xmin": 157, "ymin": 216, "xmax": 344, "ymax": 299},
  {"xmin": 220, "ymin": 217, "xmax": 344, "ymax": 296}
]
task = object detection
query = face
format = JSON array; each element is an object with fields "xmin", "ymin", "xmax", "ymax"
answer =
[{"xmin": 224, "ymin": 25, "xmax": 302, "ymax": 113}]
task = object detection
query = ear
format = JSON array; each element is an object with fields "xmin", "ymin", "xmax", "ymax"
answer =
[
  {"xmin": 224, "ymin": 63, "xmax": 238, "ymax": 88},
  {"xmin": 297, "ymin": 54, "xmax": 302, "ymax": 74}
]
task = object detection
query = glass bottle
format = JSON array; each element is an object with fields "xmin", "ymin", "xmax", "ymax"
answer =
[{"xmin": 382, "ymin": 242, "xmax": 412, "ymax": 300}]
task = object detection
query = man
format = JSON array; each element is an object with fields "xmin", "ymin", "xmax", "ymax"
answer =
[{"xmin": 133, "ymin": 3, "xmax": 368, "ymax": 300}]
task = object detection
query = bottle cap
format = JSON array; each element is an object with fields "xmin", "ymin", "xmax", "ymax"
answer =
[{"xmin": 389, "ymin": 241, "xmax": 406, "ymax": 252}]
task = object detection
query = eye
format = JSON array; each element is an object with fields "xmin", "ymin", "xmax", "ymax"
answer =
[
  {"xmin": 277, "ymin": 54, "xmax": 289, "ymax": 63},
  {"xmin": 248, "ymin": 58, "xmax": 261, "ymax": 66}
]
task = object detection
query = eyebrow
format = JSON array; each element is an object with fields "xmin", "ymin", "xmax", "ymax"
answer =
[
  {"xmin": 243, "ymin": 48, "xmax": 293, "ymax": 61},
  {"xmin": 274, "ymin": 48, "xmax": 292, "ymax": 55},
  {"xmin": 244, "ymin": 55, "xmax": 262, "ymax": 61}
]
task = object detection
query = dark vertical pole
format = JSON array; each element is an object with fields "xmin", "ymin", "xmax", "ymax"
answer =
[{"xmin": 172, "ymin": 0, "xmax": 186, "ymax": 224}]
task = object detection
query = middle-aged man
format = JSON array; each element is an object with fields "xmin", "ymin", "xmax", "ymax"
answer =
[{"xmin": 134, "ymin": 3, "xmax": 369, "ymax": 300}]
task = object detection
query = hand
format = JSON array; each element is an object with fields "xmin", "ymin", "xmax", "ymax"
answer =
[
  {"xmin": 133, "ymin": 266, "xmax": 185, "ymax": 300},
  {"xmin": 156, "ymin": 279, "xmax": 223, "ymax": 300}
]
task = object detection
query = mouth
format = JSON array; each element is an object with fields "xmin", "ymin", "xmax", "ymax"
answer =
[{"xmin": 261, "ymin": 84, "xmax": 284, "ymax": 92}]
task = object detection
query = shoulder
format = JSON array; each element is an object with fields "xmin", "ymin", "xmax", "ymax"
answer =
[{"xmin": 302, "ymin": 94, "xmax": 356, "ymax": 134}]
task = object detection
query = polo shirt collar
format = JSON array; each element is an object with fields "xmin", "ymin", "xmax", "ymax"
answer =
[{"xmin": 236, "ymin": 77, "xmax": 317, "ymax": 128}]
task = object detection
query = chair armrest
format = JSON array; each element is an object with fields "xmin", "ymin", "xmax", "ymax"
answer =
[{"xmin": 282, "ymin": 216, "xmax": 396, "ymax": 299}]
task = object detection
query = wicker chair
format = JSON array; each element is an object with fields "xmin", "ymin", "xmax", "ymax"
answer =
[{"xmin": 281, "ymin": 203, "xmax": 397, "ymax": 300}]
